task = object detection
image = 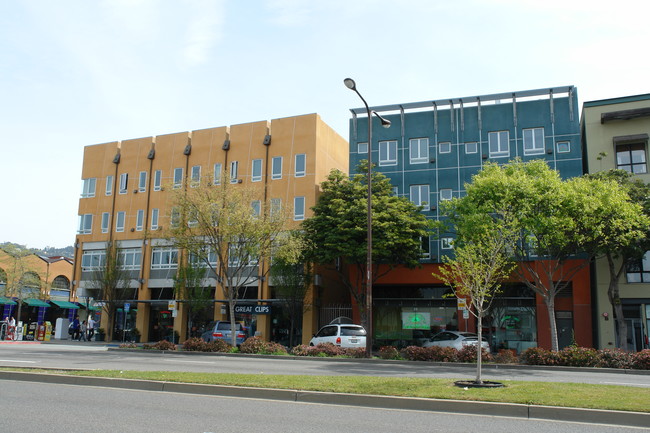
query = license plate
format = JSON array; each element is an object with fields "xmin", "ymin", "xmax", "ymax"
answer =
[{"xmin": 350, "ymin": 339, "xmax": 357, "ymax": 343}]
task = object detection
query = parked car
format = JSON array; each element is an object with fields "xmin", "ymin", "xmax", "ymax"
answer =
[
  {"xmin": 201, "ymin": 321, "xmax": 247, "ymax": 346},
  {"xmin": 422, "ymin": 331, "xmax": 489, "ymax": 351},
  {"xmin": 309, "ymin": 324, "xmax": 367, "ymax": 348}
]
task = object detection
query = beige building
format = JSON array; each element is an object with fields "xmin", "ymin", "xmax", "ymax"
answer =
[{"xmin": 581, "ymin": 93, "xmax": 650, "ymax": 350}]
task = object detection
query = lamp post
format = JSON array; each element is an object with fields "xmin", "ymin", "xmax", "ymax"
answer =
[{"xmin": 343, "ymin": 78, "xmax": 391, "ymax": 357}]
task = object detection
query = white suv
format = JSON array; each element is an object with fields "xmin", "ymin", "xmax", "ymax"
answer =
[{"xmin": 309, "ymin": 324, "xmax": 367, "ymax": 348}]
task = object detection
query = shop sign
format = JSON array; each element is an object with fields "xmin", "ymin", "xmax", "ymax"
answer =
[
  {"xmin": 401, "ymin": 311, "xmax": 430, "ymax": 330},
  {"xmin": 234, "ymin": 305, "xmax": 271, "ymax": 315},
  {"xmin": 124, "ymin": 303, "xmax": 130, "ymax": 312},
  {"xmin": 168, "ymin": 301, "xmax": 177, "ymax": 311},
  {"xmin": 457, "ymin": 298, "xmax": 467, "ymax": 310}
]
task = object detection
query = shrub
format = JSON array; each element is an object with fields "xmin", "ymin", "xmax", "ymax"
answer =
[
  {"xmin": 400, "ymin": 346, "xmax": 429, "ymax": 361},
  {"xmin": 379, "ymin": 346, "xmax": 401, "ymax": 360},
  {"xmin": 182, "ymin": 337, "xmax": 209, "ymax": 352},
  {"xmin": 312, "ymin": 342, "xmax": 346, "ymax": 357},
  {"xmin": 343, "ymin": 347, "xmax": 366, "ymax": 358},
  {"xmin": 205, "ymin": 339, "xmax": 232, "ymax": 353},
  {"xmin": 290, "ymin": 344, "xmax": 311, "ymax": 356},
  {"xmin": 493, "ymin": 349, "xmax": 518, "ymax": 364},
  {"xmin": 520, "ymin": 347, "xmax": 560, "ymax": 366},
  {"xmin": 119, "ymin": 342, "xmax": 137, "ymax": 349},
  {"xmin": 265, "ymin": 341, "xmax": 289, "ymax": 355},
  {"xmin": 144, "ymin": 340, "xmax": 177, "ymax": 351},
  {"xmin": 457, "ymin": 346, "xmax": 492, "ymax": 363},
  {"xmin": 596, "ymin": 348, "xmax": 635, "ymax": 369},
  {"xmin": 426, "ymin": 346, "xmax": 458, "ymax": 363},
  {"xmin": 240, "ymin": 337, "xmax": 268, "ymax": 354},
  {"xmin": 633, "ymin": 349, "xmax": 650, "ymax": 370},
  {"xmin": 558, "ymin": 346, "xmax": 599, "ymax": 367}
]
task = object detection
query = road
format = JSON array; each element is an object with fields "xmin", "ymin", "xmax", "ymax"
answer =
[
  {"xmin": 0, "ymin": 342, "xmax": 649, "ymax": 388},
  {"xmin": 1, "ymin": 380, "xmax": 646, "ymax": 433}
]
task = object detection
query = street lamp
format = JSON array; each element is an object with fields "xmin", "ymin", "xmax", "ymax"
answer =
[{"xmin": 343, "ymin": 78, "xmax": 391, "ymax": 357}]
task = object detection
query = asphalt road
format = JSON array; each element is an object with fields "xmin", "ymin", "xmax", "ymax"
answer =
[
  {"xmin": 1, "ymin": 380, "xmax": 646, "ymax": 433},
  {"xmin": 0, "ymin": 342, "xmax": 649, "ymax": 388}
]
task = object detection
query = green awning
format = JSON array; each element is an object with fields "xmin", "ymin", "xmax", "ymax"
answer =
[
  {"xmin": 78, "ymin": 303, "xmax": 101, "ymax": 311},
  {"xmin": 49, "ymin": 300, "xmax": 79, "ymax": 309},
  {"xmin": 23, "ymin": 298, "xmax": 50, "ymax": 308},
  {"xmin": 0, "ymin": 297, "xmax": 16, "ymax": 305}
]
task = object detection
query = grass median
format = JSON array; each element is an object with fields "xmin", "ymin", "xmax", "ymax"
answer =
[{"xmin": 4, "ymin": 368, "xmax": 649, "ymax": 413}]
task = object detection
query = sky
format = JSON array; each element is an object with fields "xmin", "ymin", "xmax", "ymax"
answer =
[{"xmin": 1, "ymin": 0, "xmax": 650, "ymax": 249}]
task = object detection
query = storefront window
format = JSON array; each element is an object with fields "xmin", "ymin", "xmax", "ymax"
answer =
[{"xmin": 487, "ymin": 285, "xmax": 537, "ymax": 353}]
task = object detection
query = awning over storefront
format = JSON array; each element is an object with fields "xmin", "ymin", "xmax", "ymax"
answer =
[
  {"xmin": 0, "ymin": 297, "xmax": 16, "ymax": 305},
  {"xmin": 23, "ymin": 298, "xmax": 50, "ymax": 308},
  {"xmin": 49, "ymin": 300, "xmax": 79, "ymax": 309}
]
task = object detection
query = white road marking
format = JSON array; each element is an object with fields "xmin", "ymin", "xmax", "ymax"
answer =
[
  {"xmin": 601, "ymin": 381, "xmax": 650, "ymax": 388},
  {"xmin": 0, "ymin": 359, "xmax": 36, "ymax": 363}
]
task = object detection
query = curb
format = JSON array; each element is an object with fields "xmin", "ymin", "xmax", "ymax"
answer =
[{"xmin": 0, "ymin": 370, "xmax": 648, "ymax": 428}]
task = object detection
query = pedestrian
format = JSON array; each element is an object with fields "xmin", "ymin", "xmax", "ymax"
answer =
[
  {"xmin": 87, "ymin": 316, "xmax": 95, "ymax": 341},
  {"xmin": 79, "ymin": 320, "xmax": 87, "ymax": 341},
  {"xmin": 8, "ymin": 316, "xmax": 16, "ymax": 341},
  {"xmin": 72, "ymin": 315, "xmax": 80, "ymax": 340}
]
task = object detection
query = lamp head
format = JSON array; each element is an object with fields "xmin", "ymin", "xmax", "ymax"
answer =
[
  {"xmin": 380, "ymin": 118, "xmax": 391, "ymax": 128},
  {"xmin": 343, "ymin": 78, "xmax": 356, "ymax": 91}
]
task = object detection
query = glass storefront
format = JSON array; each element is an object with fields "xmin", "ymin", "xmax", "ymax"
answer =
[{"xmin": 486, "ymin": 285, "xmax": 537, "ymax": 353}]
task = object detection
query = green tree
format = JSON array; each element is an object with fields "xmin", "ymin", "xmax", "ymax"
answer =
[
  {"xmin": 585, "ymin": 169, "xmax": 650, "ymax": 351},
  {"xmin": 302, "ymin": 163, "xmax": 434, "ymax": 337}
]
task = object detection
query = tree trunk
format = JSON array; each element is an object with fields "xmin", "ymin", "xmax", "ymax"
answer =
[
  {"xmin": 606, "ymin": 253, "xmax": 628, "ymax": 351},
  {"xmin": 229, "ymin": 301, "xmax": 237, "ymax": 347},
  {"xmin": 476, "ymin": 314, "xmax": 483, "ymax": 384},
  {"xmin": 544, "ymin": 296, "xmax": 559, "ymax": 351}
]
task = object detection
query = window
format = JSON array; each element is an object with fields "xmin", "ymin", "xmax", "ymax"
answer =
[
  {"xmin": 421, "ymin": 236, "xmax": 431, "ymax": 259},
  {"xmin": 440, "ymin": 188, "xmax": 453, "ymax": 201},
  {"xmin": 187, "ymin": 209, "xmax": 198, "ymax": 228},
  {"xmin": 105, "ymin": 175, "xmax": 113, "ymax": 196},
  {"xmin": 488, "ymin": 131, "xmax": 509, "ymax": 158},
  {"xmin": 153, "ymin": 170, "xmax": 162, "ymax": 191},
  {"xmin": 358, "ymin": 142, "xmax": 368, "ymax": 154},
  {"xmin": 189, "ymin": 248, "xmax": 217, "ymax": 268},
  {"xmin": 392, "ymin": 186, "xmax": 398, "ymax": 196},
  {"xmin": 81, "ymin": 178, "xmax": 96, "ymax": 198},
  {"xmin": 294, "ymin": 196, "xmax": 305, "ymax": 220},
  {"xmin": 379, "ymin": 140, "xmax": 398, "ymax": 166},
  {"xmin": 230, "ymin": 161, "xmax": 239, "ymax": 183},
  {"xmin": 191, "ymin": 165, "xmax": 201, "ymax": 186},
  {"xmin": 626, "ymin": 252, "xmax": 650, "ymax": 282},
  {"xmin": 101, "ymin": 212, "xmax": 110, "ymax": 233},
  {"xmin": 81, "ymin": 250, "xmax": 106, "ymax": 271},
  {"xmin": 119, "ymin": 248, "xmax": 142, "ymax": 270},
  {"xmin": 77, "ymin": 214, "xmax": 92, "ymax": 234},
  {"xmin": 151, "ymin": 208, "xmax": 159, "ymax": 230},
  {"xmin": 213, "ymin": 163, "xmax": 223, "ymax": 185},
  {"xmin": 439, "ymin": 142, "xmax": 451, "ymax": 154},
  {"xmin": 173, "ymin": 167, "xmax": 183, "ymax": 188},
  {"xmin": 251, "ymin": 200, "xmax": 261, "ymax": 218},
  {"xmin": 151, "ymin": 247, "xmax": 179, "ymax": 270},
  {"xmin": 138, "ymin": 171, "xmax": 147, "ymax": 192},
  {"xmin": 270, "ymin": 198, "xmax": 281, "ymax": 217},
  {"xmin": 557, "ymin": 141, "xmax": 570, "ymax": 153},
  {"xmin": 170, "ymin": 207, "xmax": 180, "ymax": 228},
  {"xmin": 409, "ymin": 185, "xmax": 430, "ymax": 208},
  {"xmin": 251, "ymin": 159, "xmax": 262, "ymax": 182},
  {"xmin": 441, "ymin": 237, "xmax": 454, "ymax": 250},
  {"xmin": 272, "ymin": 156, "xmax": 282, "ymax": 180},
  {"xmin": 116, "ymin": 211, "xmax": 126, "ymax": 232},
  {"xmin": 465, "ymin": 142, "xmax": 478, "ymax": 154},
  {"xmin": 409, "ymin": 138, "xmax": 429, "ymax": 164},
  {"xmin": 136, "ymin": 209, "xmax": 144, "ymax": 231},
  {"xmin": 523, "ymin": 127, "xmax": 545, "ymax": 155},
  {"xmin": 119, "ymin": 173, "xmax": 128, "ymax": 194},
  {"xmin": 295, "ymin": 154, "xmax": 306, "ymax": 177},
  {"xmin": 616, "ymin": 142, "xmax": 647, "ymax": 174}
]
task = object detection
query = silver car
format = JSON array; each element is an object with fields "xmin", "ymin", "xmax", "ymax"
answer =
[
  {"xmin": 422, "ymin": 331, "xmax": 489, "ymax": 351},
  {"xmin": 309, "ymin": 324, "xmax": 367, "ymax": 348}
]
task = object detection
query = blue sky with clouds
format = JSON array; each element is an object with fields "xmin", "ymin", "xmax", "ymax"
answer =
[{"xmin": 1, "ymin": 0, "xmax": 649, "ymax": 249}]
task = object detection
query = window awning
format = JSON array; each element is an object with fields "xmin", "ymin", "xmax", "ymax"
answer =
[
  {"xmin": 79, "ymin": 304, "xmax": 101, "ymax": 311},
  {"xmin": 49, "ymin": 300, "xmax": 80, "ymax": 309},
  {"xmin": 23, "ymin": 298, "xmax": 50, "ymax": 308},
  {"xmin": 0, "ymin": 297, "xmax": 16, "ymax": 305}
]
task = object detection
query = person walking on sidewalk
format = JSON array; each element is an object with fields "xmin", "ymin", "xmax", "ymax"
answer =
[
  {"xmin": 78, "ymin": 320, "xmax": 87, "ymax": 341},
  {"xmin": 87, "ymin": 316, "xmax": 95, "ymax": 341},
  {"xmin": 71, "ymin": 315, "xmax": 80, "ymax": 340}
]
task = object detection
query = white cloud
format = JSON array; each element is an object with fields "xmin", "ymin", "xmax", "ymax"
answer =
[{"xmin": 183, "ymin": 0, "xmax": 226, "ymax": 66}]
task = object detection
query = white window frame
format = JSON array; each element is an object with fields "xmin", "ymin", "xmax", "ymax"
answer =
[
  {"xmin": 101, "ymin": 212, "xmax": 110, "ymax": 234},
  {"xmin": 190, "ymin": 165, "xmax": 201, "ymax": 186},
  {"xmin": 173, "ymin": 167, "xmax": 183, "ymax": 189},
  {"xmin": 557, "ymin": 141, "xmax": 570, "ymax": 153},
  {"xmin": 488, "ymin": 131, "xmax": 510, "ymax": 158},
  {"xmin": 116, "ymin": 211, "xmax": 126, "ymax": 232},
  {"xmin": 119, "ymin": 173, "xmax": 128, "ymax": 194},
  {"xmin": 118, "ymin": 248, "xmax": 142, "ymax": 270},
  {"xmin": 294, "ymin": 196, "xmax": 305, "ymax": 221},
  {"xmin": 465, "ymin": 142, "xmax": 478, "ymax": 154},
  {"xmin": 357, "ymin": 142, "xmax": 368, "ymax": 154},
  {"xmin": 230, "ymin": 161, "xmax": 239, "ymax": 183},
  {"xmin": 153, "ymin": 170, "xmax": 162, "ymax": 191},
  {"xmin": 523, "ymin": 127, "xmax": 545, "ymax": 156},
  {"xmin": 421, "ymin": 236, "xmax": 431, "ymax": 259},
  {"xmin": 81, "ymin": 178, "xmax": 96, "ymax": 198},
  {"xmin": 170, "ymin": 207, "xmax": 180, "ymax": 228},
  {"xmin": 272, "ymin": 156, "xmax": 282, "ymax": 180},
  {"xmin": 251, "ymin": 159, "xmax": 262, "ymax": 182},
  {"xmin": 213, "ymin": 163, "xmax": 222, "ymax": 185},
  {"xmin": 105, "ymin": 175, "xmax": 113, "ymax": 196},
  {"xmin": 81, "ymin": 250, "xmax": 106, "ymax": 271},
  {"xmin": 251, "ymin": 200, "xmax": 261, "ymax": 218},
  {"xmin": 138, "ymin": 171, "xmax": 147, "ymax": 192},
  {"xmin": 409, "ymin": 185, "xmax": 430, "ymax": 208},
  {"xmin": 78, "ymin": 214, "xmax": 93, "ymax": 235},
  {"xmin": 151, "ymin": 247, "xmax": 179, "ymax": 270},
  {"xmin": 409, "ymin": 138, "xmax": 429, "ymax": 164},
  {"xmin": 379, "ymin": 140, "xmax": 398, "ymax": 166},
  {"xmin": 295, "ymin": 154, "xmax": 306, "ymax": 177},
  {"xmin": 441, "ymin": 237, "xmax": 454, "ymax": 250},
  {"xmin": 270, "ymin": 198, "xmax": 281, "ymax": 217},
  {"xmin": 151, "ymin": 208, "xmax": 159, "ymax": 230},
  {"xmin": 438, "ymin": 142, "xmax": 451, "ymax": 154},
  {"xmin": 440, "ymin": 188, "xmax": 453, "ymax": 201},
  {"xmin": 136, "ymin": 209, "xmax": 144, "ymax": 231}
]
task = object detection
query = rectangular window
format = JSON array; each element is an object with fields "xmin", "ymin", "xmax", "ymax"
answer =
[
  {"xmin": 379, "ymin": 140, "xmax": 398, "ymax": 166},
  {"xmin": 101, "ymin": 212, "xmax": 110, "ymax": 233},
  {"xmin": 251, "ymin": 159, "xmax": 262, "ymax": 182},
  {"xmin": 465, "ymin": 142, "xmax": 478, "ymax": 154},
  {"xmin": 119, "ymin": 248, "xmax": 142, "ymax": 270},
  {"xmin": 173, "ymin": 167, "xmax": 183, "ymax": 188},
  {"xmin": 251, "ymin": 200, "xmax": 261, "ymax": 218},
  {"xmin": 136, "ymin": 209, "xmax": 144, "ymax": 231},
  {"xmin": 170, "ymin": 207, "xmax": 180, "ymax": 228},
  {"xmin": 213, "ymin": 163, "xmax": 222, "ymax": 185},
  {"xmin": 151, "ymin": 208, "xmax": 159, "ymax": 230},
  {"xmin": 357, "ymin": 142, "xmax": 368, "ymax": 154},
  {"xmin": 116, "ymin": 211, "xmax": 126, "ymax": 232},
  {"xmin": 409, "ymin": 138, "xmax": 429, "ymax": 164},
  {"xmin": 421, "ymin": 236, "xmax": 431, "ymax": 259},
  {"xmin": 440, "ymin": 188, "xmax": 453, "ymax": 201},
  {"xmin": 272, "ymin": 156, "xmax": 282, "ymax": 180},
  {"xmin": 138, "ymin": 171, "xmax": 147, "ymax": 192},
  {"xmin": 81, "ymin": 250, "xmax": 106, "ymax": 271},
  {"xmin": 392, "ymin": 186, "xmax": 398, "ymax": 196},
  {"xmin": 151, "ymin": 247, "xmax": 179, "ymax": 270},
  {"xmin": 523, "ymin": 127, "xmax": 545, "ymax": 155},
  {"xmin": 191, "ymin": 165, "xmax": 201, "ymax": 186},
  {"xmin": 409, "ymin": 185, "xmax": 430, "ymax": 207},
  {"xmin": 153, "ymin": 170, "xmax": 162, "ymax": 191},
  {"xmin": 188, "ymin": 209, "xmax": 198, "ymax": 228},
  {"xmin": 626, "ymin": 251, "xmax": 650, "ymax": 282},
  {"xmin": 77, "ymin": 214, "xmax": 93, "ymax": 235},
  {"xmin": 616, "ymin": 142, "xmax": 648, "ymax": 174},
  {"xmin": 294, "ymin": 196, "xmax": 305, "ymax": 220},
  {"xmin": 270, "ymin": 198, "xmax": 281, "ymax": 217},
  {"xmin": 441, "ymin": 237, "xmax": 454, "ymax": 250},
  {"xmin": 81, "ymin": 178, "xmax": 96, "ymax": 198},
  {"xmin": 557, "ymin": 141, "xmax": 570, "ymax": 153},
  {"xmin": 488, "ymin": 131, "xmax": 510, "ymax": 158},
  {"xmin": 105, "ymin": 175, "xmax": 113, "ymax": 196},
  {"xmin": 230, "ymin": 161, "xmax": 239, "ymax": 183},
  {"xmin": 295, "ymin": 154, "xmax": 306, "ymax": 177},
  {"xmin": 189, "ymin": 249, "xmax": 217, "ymax": 268},
  {"xmin": 439, "ymin": 142, "xmax": 451, "ymax": 154},
  {"xmin": 119, "ymin": 173, "xmax": 128, "ymax": 194}
]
